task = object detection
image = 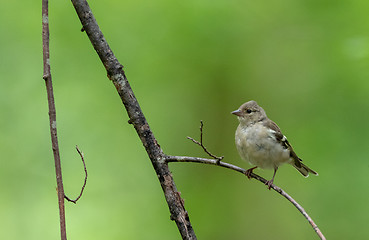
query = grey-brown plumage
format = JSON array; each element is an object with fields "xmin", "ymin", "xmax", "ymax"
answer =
[{"xmin": 232, "ymin": 100, "xmax": 318, "ymax": 189}]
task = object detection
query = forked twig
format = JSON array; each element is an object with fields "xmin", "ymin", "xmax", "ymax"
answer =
[
  {"xmin": 187, "ymin": 120, "xmax": 224, "ymax": 163},
  {"xmin": 64, "ymin": 146, "xmax": 88, "ymax": 204}
]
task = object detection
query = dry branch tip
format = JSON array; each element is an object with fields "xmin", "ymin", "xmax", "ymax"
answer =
[{"xmin": 187, "ymin": 121, "xmax": 224, "ymax": 161}]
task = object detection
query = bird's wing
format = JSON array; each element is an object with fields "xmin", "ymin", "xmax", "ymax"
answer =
[{"xmin": 263, "ymin": 119, "xmax": 302, "ymax": 168}]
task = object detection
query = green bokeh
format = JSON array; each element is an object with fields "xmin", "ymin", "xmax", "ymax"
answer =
[{"xmin": 1, "ymin": 0, "xmax": 369, "ymax": 239}]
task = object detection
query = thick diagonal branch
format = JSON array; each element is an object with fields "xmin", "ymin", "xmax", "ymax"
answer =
[{"xmin": 70, "ymin": 1, "xmax": 196, "ymax": 239}]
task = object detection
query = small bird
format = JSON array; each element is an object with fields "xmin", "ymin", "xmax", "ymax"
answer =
[{"xmin": 232, "ymin": 100, "xmax": 318, "ymax": 189}]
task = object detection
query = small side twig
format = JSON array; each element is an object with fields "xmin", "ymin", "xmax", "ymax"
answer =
[
  {"xmin": 187, "ymin": 120, "xmax": 224, "ymax": 163},
  {"xmin": 64, "ymin": 146, "xmax": 88, "ymax": 204}
]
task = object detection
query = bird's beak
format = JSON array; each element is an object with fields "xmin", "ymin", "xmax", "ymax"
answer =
[{"xmin": 231, "ymin": 109, "xmax": 242, "ymax": 117}]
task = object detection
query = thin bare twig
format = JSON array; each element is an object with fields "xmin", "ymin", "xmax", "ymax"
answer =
[
  {"xmin": 187, "ymin": 120, "xmax": 224, "ymax": 163},
  {"xmin": 64, "ymin": 146, "xmax": 88, "ymax": 204},
  {"xmin": 166, "ymin": 155, "xmax": 326, "ymax": 240},
  {"xmin": 42, "ymin": 0, "xmax": 67, "ymax": 239}
]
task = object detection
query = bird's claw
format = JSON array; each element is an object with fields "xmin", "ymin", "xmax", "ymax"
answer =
[
  {"xmin": 265, "ymin": 180, "xmax": 273, "ymax": 190},
  {"xmin": 245, "ymin": 167, "xmax": 257, "ymax": 179}
]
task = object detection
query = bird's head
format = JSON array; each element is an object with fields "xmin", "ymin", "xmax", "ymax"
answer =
[{"xmin": 231, "ymin": 100, "xmax": 267, "ymax": 126}]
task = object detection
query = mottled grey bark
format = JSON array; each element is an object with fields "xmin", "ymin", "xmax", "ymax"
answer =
[{"xmin": 70, "ymin": 0, "xmax": 196, "ymax": 239}]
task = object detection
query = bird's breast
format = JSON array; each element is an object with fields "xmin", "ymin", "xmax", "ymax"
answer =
[{"xmin": 235, "ymin": 123, "xmax": 290, "ymax": 169}]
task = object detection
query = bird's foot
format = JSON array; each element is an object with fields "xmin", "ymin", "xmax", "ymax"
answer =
[
  {"xmin": 265, "ymin": 179, "xmax": 274, "ymax": 190},
  {"xmin": 245, "ymin": 167, "xmax": 257, "ymax": 179}
]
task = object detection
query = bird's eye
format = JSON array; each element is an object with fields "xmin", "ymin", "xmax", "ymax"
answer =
[{"xmin": 246, "ymin": 109, "xmax": 252, "ymax": 114}]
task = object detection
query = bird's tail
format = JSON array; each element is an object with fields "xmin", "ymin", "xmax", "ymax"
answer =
[{"xmin": 293, "ymin": 161, "xmax": 318, "ymax": 177}]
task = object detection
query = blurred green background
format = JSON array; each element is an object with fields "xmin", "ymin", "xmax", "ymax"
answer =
[{"xmin": 1, "ymin": 0, "xmax": 369, "ymax": 239}]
